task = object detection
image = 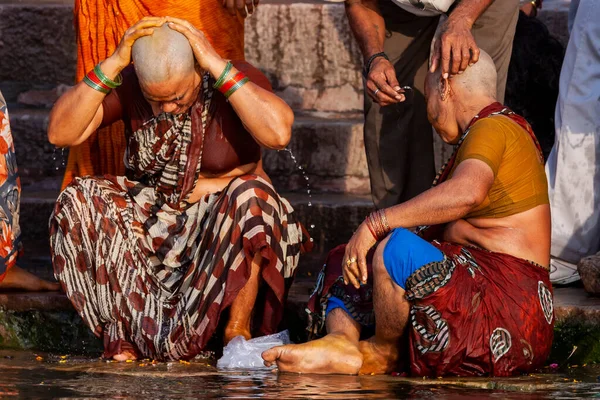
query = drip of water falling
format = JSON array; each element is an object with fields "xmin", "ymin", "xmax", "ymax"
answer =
[
  {"xmin": 280, "ymin": 148, "xmax": 315, "ymax": 242},
  {"xmin": 52, "ymin": 147, "xmax": 58, "ymax": 171}
]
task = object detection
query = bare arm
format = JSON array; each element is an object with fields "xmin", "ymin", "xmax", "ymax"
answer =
[
  {"xmin": 345, "ymin": 0, "xmax": 405, "ymax": 105},
  {"xmin": 385, "ymin": 158, "xmax": 494, "ymax": 228},
  {"xmin": 341, "ymin": 159, "xmax": 494, "ymax": 288},
  {"xmin": 430, "ymin": 0, "xmax": 495, "ymax": 77},
  {"xmin": 47, "ymin": 17, "xmax": 166, "ymax": 147},
  {"xmin": 167, "ymin": 17, "xmax": 293, "ymax": 150},
  {"xmin": 47, "ymin": 58, "xmax": 121, "ymax": 147}
]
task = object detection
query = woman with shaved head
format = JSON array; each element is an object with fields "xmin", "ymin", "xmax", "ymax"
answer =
[{"xmin": 47, "ymin": 17, "xmax": 310, "ymax": 362}]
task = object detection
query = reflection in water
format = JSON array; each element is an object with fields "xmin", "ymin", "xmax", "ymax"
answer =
[{"xmin": 0, "ymin": 351, "xmax": 599, "ymax": 399}]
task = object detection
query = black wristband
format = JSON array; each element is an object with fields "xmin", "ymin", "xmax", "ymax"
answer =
[{"xmin": 364, "ymin": 52, "xmax": 389, "ymax": 74}]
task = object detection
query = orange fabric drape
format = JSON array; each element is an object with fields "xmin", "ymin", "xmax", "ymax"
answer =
[{"xmin": 62, "ymin": 0, "xmax": 245, "ymax": 189}]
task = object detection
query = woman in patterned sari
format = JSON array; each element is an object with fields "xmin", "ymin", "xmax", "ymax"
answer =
[
  {"xmin": 0, "ymin": 91, "xmax": 59, "ymax": 291},
  {"xmin": 47, "ymin": 18, "xmax": 310, "ymax": 361}
]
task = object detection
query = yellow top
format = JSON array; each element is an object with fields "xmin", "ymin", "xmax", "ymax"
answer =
[{"xmin": 449, "ymin": 115, "xmax": 549, "ymax": 219}]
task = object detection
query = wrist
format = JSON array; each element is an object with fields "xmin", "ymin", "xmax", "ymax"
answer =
[
  {"xmin": 102, "ymin": 55, "xmax": 127, "ymax": 76},
  {"xmin": 447, "ymin": 13, "xmax": 474, "ymax": 30},
  {"xmin": 205, "ymin": 56, "xmax": 228, "ymax": 79},
  {"xmin": 364, "ymin": 52, "xmax": 389, "ymax": 74}
]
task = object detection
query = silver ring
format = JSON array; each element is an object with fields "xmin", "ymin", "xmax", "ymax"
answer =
[{"xmin": 373, "ymin": 88, "xmax": 380, "ymax": 96}]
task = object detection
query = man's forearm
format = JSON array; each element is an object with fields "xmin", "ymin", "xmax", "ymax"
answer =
[
  {"xmin": 448, "ymin": 0, "xmax": 495, "ymax": 28},
  {"xmin": 345, "ymin": 0, "xmax": 386, "ymax": 61}
]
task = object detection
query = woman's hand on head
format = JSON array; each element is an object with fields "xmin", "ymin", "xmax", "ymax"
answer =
[
  {"xmin": 165, "ymin": 17, "xmax": 222, "ymax": 72},
  {"xmin": 342, "ymin": 222, "xmax": 377, "ymax": 289},
  {"xmin": 109, "ymin": 17, "xmax": 166, "ymax": 69}
]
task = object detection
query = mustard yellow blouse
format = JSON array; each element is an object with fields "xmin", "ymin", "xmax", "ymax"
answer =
[{"xmin": 449, "ymin": 115, "xmax": 549, "ymax": 219}]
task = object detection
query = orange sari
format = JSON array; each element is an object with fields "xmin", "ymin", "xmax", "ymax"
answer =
[{"xmin": 62, "ymin": 0, "xmax": 245, "ymax": 189}]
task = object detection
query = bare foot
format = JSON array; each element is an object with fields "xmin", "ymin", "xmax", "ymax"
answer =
[
  {"xmin": 0, "ymin": 266, "xmax": 60, "ymax": 292},
  {"xmin": 112, "ymin": 350, "xmax": 138, "ymax": 362},
  {"xmin": 358, "ymin": 337, "xmax": 398, "ymax": 375},
  {"xmin": 261, "ymin": 333, "xmax": 363, "ymax": 375},
  {"xmin": 224, "ymin": 322, "xmax": 251, "ymax": 345}
]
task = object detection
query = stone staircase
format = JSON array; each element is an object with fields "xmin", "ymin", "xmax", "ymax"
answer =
[{"xmin": 3, "ymin": 0, "xmax": 595, "ymax": 363}]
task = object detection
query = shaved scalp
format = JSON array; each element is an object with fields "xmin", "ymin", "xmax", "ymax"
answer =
[
  {"xmin": 132, "ymin": 24, "xmax": 195, "ymax": 85},
  {"xmin": 451, "ymin": 50, "xmax": 497, "ymax": 99}
]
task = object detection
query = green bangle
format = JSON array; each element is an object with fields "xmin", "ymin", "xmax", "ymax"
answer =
[
  {"xmin": 224, "ymin": 77, "xmax": 249, "ymax": 99},
  {"xmin": 213, "ymin": 61, "xmax": 233, "ymax": 89},
  {"xmin": 83, "ymin": 75, "xmax": 111, "ymax": 94},
  {"xmin": 94, "ymin": 64, "xmax": 122, "ymax": 89}
]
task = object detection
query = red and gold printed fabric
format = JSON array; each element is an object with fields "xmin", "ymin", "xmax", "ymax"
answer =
[{"xmin": 307, "ymin": 103, "xmax": 553, "ymax": 376}]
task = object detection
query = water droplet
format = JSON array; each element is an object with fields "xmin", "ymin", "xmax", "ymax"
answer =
[
  {"xmin": 308, "ymin": 202, "xmax": 312, "ymax": 207},
  {"xmin": 310, "ymin": 224, "xmax": 315, "ymax": 229},
  {"xmin": 309, "ymin": 237, "xmax": 314, "ymax": 242},
  {"xmin": 307, "ymin": 190, "xmax": 311, "ymax": 194}
]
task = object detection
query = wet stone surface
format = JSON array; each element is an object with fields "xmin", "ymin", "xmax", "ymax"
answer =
[{"xmin": 0, "ymin": 350, "xmax": 600, "ymax": 398}]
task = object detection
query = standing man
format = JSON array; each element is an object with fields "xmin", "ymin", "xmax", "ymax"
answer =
[
  {"xmin": 348, "ymin": 0, "xmax": 520, "ymax": 208},
  {"xmin": 545, "ymin": 0, "xmax": 599, "ymax": 285}
]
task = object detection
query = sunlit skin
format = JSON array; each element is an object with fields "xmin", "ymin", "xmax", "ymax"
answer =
[
  {"xmin": 47, "ymin": 17, "xmax": 293, "ymax": 361},
  {"xmin": 262, "ymin": 51, "xmax": 550, "ymax": 375}
]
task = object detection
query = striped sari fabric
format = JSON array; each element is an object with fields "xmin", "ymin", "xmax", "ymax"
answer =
[{"xmin": 50, "ymin": 82, "xmax": 310, "ymax": 361}]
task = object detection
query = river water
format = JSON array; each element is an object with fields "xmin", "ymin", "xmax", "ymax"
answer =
[{"xmin": 1, "ymin": 351, "xmax": 599, "ymax": 399}]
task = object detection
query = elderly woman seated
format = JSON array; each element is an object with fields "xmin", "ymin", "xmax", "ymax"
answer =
[{"xmin": 47, "ymin": 17, "xmax": 310, "ymax": 361}]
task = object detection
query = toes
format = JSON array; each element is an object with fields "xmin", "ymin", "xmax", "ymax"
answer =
[{"xmin": 261, "ymin": 346, "xmax": 282, "ymax": 363}]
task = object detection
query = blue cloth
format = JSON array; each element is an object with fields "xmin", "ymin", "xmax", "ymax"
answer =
[
  {"xmin": 382, "ymin": 228, "xmax": 444, "ymax": 289},
  {"xmin": 325, "ymin": 228, "xmax": 444, "ymax": 318},
  {"xmin": 326, "ymin": 295, "xmax": 351, "ymax": 316}
]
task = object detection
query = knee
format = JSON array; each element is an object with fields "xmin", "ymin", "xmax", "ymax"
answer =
[{"xmin": 372, "ymin": 235, "xmax": 391, "ymax": 277}]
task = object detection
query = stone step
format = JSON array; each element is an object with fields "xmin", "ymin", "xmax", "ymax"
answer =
[
  {"xmin": 8, "ymin": 109, "xmax": 67, "ymax": 186},
  {"xmin": 9, "ymin": 107, "xmax": 368, "ymax": 194},
  {"xmin": 263, "ymin": 113, "xmax": 369, "ymax": 194},
  {"xmin": 1, "ymin": 280, "xmax": 599, "ymax": 368},
  {"xmin": 0, "ymin": 2, "xmax": 569, "ymax": 111}
]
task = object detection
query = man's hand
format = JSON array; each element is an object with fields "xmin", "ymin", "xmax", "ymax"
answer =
[
  {"xmin": 165, "ymin": 17, "xmax": 222, "ymax": 72},
  {"xmin": 366, "ymin": 57, "xmax": 406, "ymax": 106},
  {"xmin": 223, "ymin": 0, "xmax": 259, "ymax": 17},
  {"xmin": 430, "ymin": 16, "xmax": 480, "ymax": 79},
  {"xmin": 342, "ymin": 222, "xmax": 377, "ymax": 289},
  {"xmin": 109, "ymin": 17, "xmax": 166, "ymax": 69}
]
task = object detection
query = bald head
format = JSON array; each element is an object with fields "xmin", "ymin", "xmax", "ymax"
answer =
[
  {"xmin": 132, "ymin": 24, "xmax": 195, "ymax": 85},
  {"xmin": 445, "ymin": 50, "xmax": 497, "ymax": 99},
  {"xmin": 425, "ymin": 49, "xmax": 499, "ymax": 143}
]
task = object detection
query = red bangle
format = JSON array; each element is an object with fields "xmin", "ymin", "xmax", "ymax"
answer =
[
  {"xmin": 218, "ymin": 71, "xmax": 246, "ymax": 95},
  {"xmin": 86, "ymin": 70, "xmax": 111, "ymax": 91},
  {"xmin": 365, "ymin": 218, "xmax": 378, "ymax": 241}
]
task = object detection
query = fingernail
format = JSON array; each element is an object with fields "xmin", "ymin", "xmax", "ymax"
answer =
[
  {"xmin": 469, "ymin": 63, "xmax": 474, "ymax": 66},
  {"xmin": 395, "ymin": 96, "xmax": 402, "ymax": 100},
  {"xmin": 394, "ymin": 86, "xmax": 401, "ymax": 91},
  {"xmin": 443, "ymin": 73, "xmax": 449, "ymax": 79},
  {"xmin": 458, "ymin": 70, "xmax": 463, "ymax": 74}
]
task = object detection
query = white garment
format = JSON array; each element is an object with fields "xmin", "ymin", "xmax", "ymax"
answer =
[{"xmin": 546, "ymin": 0, "xmax": 600, "ymax": 274}]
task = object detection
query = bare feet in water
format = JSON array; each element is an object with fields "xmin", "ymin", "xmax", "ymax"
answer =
[
  {"xmin": 358, "ymin": 337, "xmax": 398, "ymax": 375},
  {"xmin": 112, "ymin": 350, "xmax": 138, "ymax": 362},
  {"xmin": 0, "ymin": 266, "xmax": 60, "ymax": 292},
  {"xmin": 262, "ymin": 333, "xmax": 363, "ymax": 374},
  {"xmin": 224, "ymin": 322, "xmax": 251, "ymax": 345}
]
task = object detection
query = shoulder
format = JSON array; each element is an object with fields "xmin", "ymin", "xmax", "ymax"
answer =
[{"xmin": 231, "ymin": 60, "xmax": 273, "ymax": 92}]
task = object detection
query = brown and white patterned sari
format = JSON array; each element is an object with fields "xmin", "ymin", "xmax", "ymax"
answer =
[{"xmin": 50, "ymin": 75, "xmax": 310, "ymax": 360}]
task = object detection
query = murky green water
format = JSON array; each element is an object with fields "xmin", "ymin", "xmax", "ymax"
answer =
[{"xmin": 1, "ymin": 351, "xmax": 599, "ymax": 399}]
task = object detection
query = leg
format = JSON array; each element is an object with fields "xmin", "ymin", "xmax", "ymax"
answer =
[
  {"xmin": 358, "ymin": 235, "xmax": 409, "ymax": 374},
  {"xmin": 0, "ymin": 266, "xmax": 60, "ymax": 292},
  {"xmin": 358, "ymin": 229, "xmax": 444, "ymax": 375},
  {"xmin": 262, "ymin": 307, "xmax": 363, "ymax": 374},
  {"xmin": 364, "ymin": 4, "xmax": 438, "ymax": 209},
  {"xmin": 224, "ymin": 252, "xmax": 262, "ymax": 344}
]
